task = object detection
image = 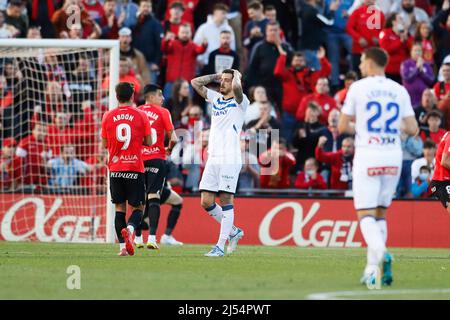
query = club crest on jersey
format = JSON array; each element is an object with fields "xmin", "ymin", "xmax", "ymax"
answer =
[
  {"xmin": 112, "ymin": 156, "xmax": 119, "ymax": 163},
  {"xmin": 368, "ymin": 136, "xmax": 397, "ymax": 145}
]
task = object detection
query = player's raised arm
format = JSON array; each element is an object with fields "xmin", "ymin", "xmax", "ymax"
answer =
[
  {"xmin": 190, "ymin": 73, "xmax": 221, "ymax": 99},
  {"xmin": 231, "ymin": 69, "xmax": 243, "ymax": 104}
]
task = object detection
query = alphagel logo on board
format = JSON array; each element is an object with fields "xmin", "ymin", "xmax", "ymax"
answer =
[
  {"xmin": 1, "ymin": 197, "xmax": 103, "ymax": 242},
  {"xmin": 258, "ymin": 202, "xmax": 361, "ymax": 247}
]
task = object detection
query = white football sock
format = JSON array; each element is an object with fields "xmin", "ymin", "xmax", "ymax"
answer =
[
  {"xmin": 230, "ymin": 225, "xmax": 239, "ymax": 237},
  {"xmin": 359, "ymin": 216, "xmax": 386, "ymax": 266},
  {"xmin": 217, "ymin": 205, "xmax": 234, "ymax": 251},
  {"xmin": 206, "ymin": 203, "xmax": 223, "ymax": 223},
  {"xmin": 148, "ymin": 235, "xmax": 156, "ymax": 243},
  {"xmin": 127, "ymin": 225, "xmax": 134, "ymax": 234},
  {"xmin": 376, "ymin": 218, "xmax": 388, "ymax": 244},
  {"xmin": 135, "ymin": 235, "xmax": 143, "ymax": 243},
  {"xmin": 119, "ymin": 243, "xmax": 125, "ymax": 250}
]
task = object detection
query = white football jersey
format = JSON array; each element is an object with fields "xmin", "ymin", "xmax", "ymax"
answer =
[
  {"xmin": 342, "ymin": 76, "xmax": 415, "ymax": 152},
  {"xmin": 206, "ymin": 88, "xmax": 249, "ymax": 162}
]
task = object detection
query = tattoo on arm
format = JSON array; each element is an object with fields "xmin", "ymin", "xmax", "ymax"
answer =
[
  {"xmin": 190, "ymin": 74, "xmax": 219, "ymax": 99},
  {"xmin": 232, "ymin": 75, "xmax": 243, "ymax": 104}
]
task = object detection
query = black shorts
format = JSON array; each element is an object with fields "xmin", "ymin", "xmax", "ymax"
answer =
[
  {"xmin": 430, "ymin": 180, "xmax": 450, "ymax": 208},
  {"xmin": 144, "ymin": 159, "xmax": 167, "ymax": 195},
  {"xmin": 110, "ymin": 171, "xmax": 145, "ymax": 207}
]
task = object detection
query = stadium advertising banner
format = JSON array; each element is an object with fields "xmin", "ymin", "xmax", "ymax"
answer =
[{"xmin": 0, "ymin": 195, "xmax": 449, "ymax": 248}]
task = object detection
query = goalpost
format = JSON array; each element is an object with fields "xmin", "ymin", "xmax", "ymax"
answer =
[{"xmin": 0, "ymin": 39, "xmax": 119, "ymax": 243}]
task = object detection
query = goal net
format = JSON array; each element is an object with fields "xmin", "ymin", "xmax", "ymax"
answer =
[{"xmin": 0, "ymin": 39, "xmax": 119, "ymax": 243}]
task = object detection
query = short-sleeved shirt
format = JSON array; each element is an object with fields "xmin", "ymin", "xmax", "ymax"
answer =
[
  {"xmin": 432, "ymin": 131, "xmax": 450, "ymax": 181},
  {"xmin": 138, "ymin": 104, "xmax": 174, "ymax": 161},
  {"xmin": 47, "ymin": 157, "xmax": 89, "ymax": 187},
  {"xmin": 342, "ymin": 76, "xmax": 415, "ymax": 152},
  {"xmin": 101, "ymin": 105, "xmax": 151, "ymax": 173},
  {"xmin": 206, "ymin": 88, "xmax": 249, "ymax": 161}
]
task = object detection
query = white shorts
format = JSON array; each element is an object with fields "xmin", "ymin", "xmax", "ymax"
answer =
[
  {"xmin": 199, "ymin": 158, "xmax": 242, "ymax": 194},
  {"xmin": 352, "ymin": 149, "xmax": 402, "ymax": 210}
]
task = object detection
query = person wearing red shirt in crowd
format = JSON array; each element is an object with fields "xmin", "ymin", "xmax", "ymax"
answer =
[
  {"xmin": 274, "ymin": 45, "xmax": 331, "ymax": 143},
  {"xmin": 379, "ymin": 13, "xmax": 413, "ymax": 83},
  {"xmin": 346, "ymin": 0, "xmax": 385, "ymax": 75},
  {"xmin": 259, "ymin": 138, "xmax": 296, "ymax": 189},
  {"xmin": 296, "ymin": 77, "xmax": 339, "ymax": 125},
  {"xmin": 162, "ymin": 2, "xmax": 192, "ymax": 36},
  {"xmin": 414, "ymin": 21, "xmax": 435, "ymax": 64},
  {"xmin": 434, "ymin": 63, "xmax": 450, "ymax": 102},
  {"xmin": 102, "ymin": 57, "xmax": 143, "ymax": 100},
  {"xmin": 83, "ymin": 0, "xmax": 106, "ymax": 21},
  {"xmin": 315, "ymin": 136, "xmax": 354, "ymax": 190},
  {"xmin": 135, "ymin": 84, "xmax": 178, "ymax": 250},
  {"xmin": 294, "ymin": 157, "xmax": 327, "ymax": 190},
  {"xmin": 101, "ymin": 82, "xmax": 152, "ymax": 256},
  {"xmin": 97, "ymin": 0, "xmax": 121, "ymax": 39},
  {"xmin": 0, "ymin": 137, "xmax": 22, "ymax": 190},
  {"xmin": 164, "ymin": 0, "xmax": 199, "ymax": 26},
  {"xmin": 0, "ymin": 75, "xmax": 12, "ymax": 108},
  {"xmin": 430, "ymin": 131, "xmax": 450, "ymax": 212},
  {"xmin": 420, "ymin": 110, "xmax": 447, "ymax": 144},
  {"xmin": 15, "ymin": 122, "xmax": 52, "ymax": 188},
  {"xmin": 161, "ymin": 23, "xmax": 207, "ymax": 98},
  {"xmin": 335, "ymin": 71, "xmax": 358, "ymax": 108},
  {"xmin": 81, "ymin": 145, "xmax": 108, "ymax": 195},
  {"xmin": 47, "ymin": 112, "xmax": 73, "ymax": 157}
]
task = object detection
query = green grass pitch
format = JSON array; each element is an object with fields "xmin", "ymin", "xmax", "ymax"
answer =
[{"xmin": 1, "ymin": 242, "xmax": 450, "ymax": 300}]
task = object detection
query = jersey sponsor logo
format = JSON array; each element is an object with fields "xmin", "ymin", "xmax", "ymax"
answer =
[
  {"xmin": 143, "ymin": 146, "xmax": 161, "ymax": 154},
  {"xmin": 368, "ymin": 135, "xmax": 397, "ymax": 145},
  {"xmin": 367, "ymin": 166, "xmax": 399, "ymax": 176},
  {"xmin": 212, "ymin": 109, "xmax": 230, "ymax": 117},
  {"xmin": 110, "ymin": 172, "xmax": 139, "ymax": 179},
  {"xmin": 120, "ymin": 155, "xmax": 138, "ymax": 163},
  {"xmin": 113, "ymin": 114, "xmax": 134, "ymax": 122},
  {"xmin": 145, "ymin": 167, "xmax": 159, "ymax": 174},
  {"xmin": 144, "ymin": 110, "xmax": 159, "ymax": 121}
]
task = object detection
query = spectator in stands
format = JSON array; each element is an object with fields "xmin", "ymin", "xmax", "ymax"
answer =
[
  {"xmin": 296, "ymin": 77, "xmax": 338, "ymax": 125},
  {"xmin": 0, "ymin": 10, "xmax": 18, "ymax": 38},
  {"xmin": 66, "ymin": 23, "xmax": 84, "ymax": 39},
  {"xmin": 324, "ymin": 0, "xmax": 354, "ymax": 91},
  {"xmin": 263, "ymin": 5, "xmax": 285, "ymax": 41},
  {"xmin": 133, "ymin": 0, "xmax": 163, "ymax": 85},
  {"xmin": 238, "ymin": 134, "xmax": 260, "ymax": 190},
  {"xmin": 0, "ymin": 75, "xmax": 12, "ymax": 109},
  {"xmin": 379, "ymin": 13, "xmax": 412, "ymax": 83},
  {"xmin": 292, "ymin": 102, "xmax": 326, "ymax": 169},
  {"xmin": 243, "ymin": 1, "xmax": 269, "ymax": 58},
  {"xmin": 315, "ymin": 136, "xmax": 354, "ymax": 190},
  {"xmin": 203, "ymin": 30, "xmax": 239, "ymax": 75},
  {"xmin": 44, "ymin": 81, "xmax": 65, "ymax": 116},
  {"xmin": 346, "ymin": 0, "xmax": 385, "ymax": 75},
  {"xmin": 347, "ymin": 0, "xmax": 394, "ymax": 15},
  {"xmin": 47, "ymin": 112, "xmax": 73, "ymax": 157},
  {"xmin": 162, "ymin": 2, "xmax": 188, "ymax": 35},
  {"xmin": 299, "ymin": 0, "xmax": 339, "ymax": 70},
  {"xmin": 414, "ymin": 21, "xmax": 435, "ymax": 64},
  {"xmin": 98, "ymin": 0, "xmax": 121, "ymax": 39},
  {"xmin": 161, "ymin": 23, "xmax": 207, "ymax": 98},
  {"xmin": 15, "ymin": 122, "xmax": 51, "ymax": 188},
  {"xmin": 83, "ymin": 0, "xmax": 106, "ymax": 22},
  {"xmin": 411, "ymin": 165, "xmax": 432, "ymax": 198},
  {"xmin": 165, "ymin": 79, "xmax": 192, "ymax": 124},
  {"xmin": 115, "ymin": 0, "xmax": 139, "ymax": 29},
  {"xmin": 246, "ymin": 21, "xmax": 291, "ymax": 109},
  {"xmin": 47, "ymin": 144, "xmax": 90, "ymax": 191},
  {"xmin": 434, "ymin": 62, "xmax": 450, "ymax": 101},
  {"xmin": 82, "ymin": 144, "xmax": 107, "ymax": 194},
  {"xmin": 398, "ymin": 0, "xmax": 430, "ymax": 36},
  {"xmin": 294, "ymin": 157, "xmax": 327, "ymax": 190},
  {"xmin": 27, "ymin": 0, "xmax": 56, "ymax": 38},
  {"xmin": 52, "ymin": 0, "xmax": 100, "ymax": 39},
  {"xmin": 415, "ymin": 88, "xmax": 439, "ymax": 125},
  {"xmin": 244, "ymin": 86, "xmax": 277, "ymax": 127},
  {"xmin": 163, "ymin": 0, "xmax": 199, "ymax": 26},
  {"xmin": 68, "ymin": 54, "xmax": 96, "ymax": 105},
  {"xmin": 335, "ymin": 71, "xmax": 358, "ymax": 108},
  {"xmin": 193, "ymin": 3, "xmax": 235, "ymax": 68},
  {"xmin": 0, "ymin": 137, "xmax": 22, "ymax": 190},
  {"xmin": 119, "ymin": 27, "xmax": 150, "ymax": 85},
  {"xmin": 4, "ymin": 0, "xmax": 27, "ymax": 38},
  {"xmin": 420, "ymin": 110, "xmax": 446, "ymax": 144},
  {"xmin": 400, "ymin": 42, "xmax": 435, "ymax": 107},
  {"xmin": 259, "ymin": 138, "xmax": 296, "ymax": 189},
  {"xmin": 26, "ymin": 25, "xmax": 42, "ymax": 39},
  {"xmin": 102, "ymin": 57, "xmax": 143, "ymax": 99},
  {"xmin": 411, "ymin": 139, "xmax": 436, "ymax": 182},
  {"xmin": 274, "ymin": 46, "xmax": 331, "ymax": 144},
  {"xmin": 245, "ymin": 95, "xmax": 280, "ymax": 148},
  {"xmin": 433, "ymin": 0, "xmax": 450, "ymax": 68},
  {"xmin": 320, "ymin": 109, "xmax": 350, "ymax": 152}
]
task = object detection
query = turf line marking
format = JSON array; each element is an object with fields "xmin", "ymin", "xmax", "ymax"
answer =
[{"xmin": 307, "ymin": 288, "xmax": 450, "ymax": 300}]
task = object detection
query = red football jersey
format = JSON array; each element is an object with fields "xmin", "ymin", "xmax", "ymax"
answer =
[
  {"xmin": 15, "ymin": 134, "xmax": 50, "ymax": 186},
  {"xmin": 432, "ymin": 131, "xmax": 450, "ymax": 181},
  {"xmin": 101, "ymin": 105, "xmax": 151, "ymax": 173},
  {"xmin": 138, "ymin": 104, "xmax": 174, "ymax": 161}
]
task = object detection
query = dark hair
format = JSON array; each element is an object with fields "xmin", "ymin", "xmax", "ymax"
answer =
[
  {"xmin": 222, "ymin": 69, "xmax": 234, "ymax": 78},
  {"xmin": 414, "ymin": 21, "xmax": 432, "ymax": 42},
  {"xmin": 115, "ymin": 82, "xmax": 134, "ymax": 103},
  {"xmin": 419, "ymin": 165, "xmax": 431, "ymax": 173},
  {"xmin": 305, "ymin": 157, "xmax": 319, "ymax": 168},
  {"xmin": 266, "ymin": 21, "xmax": 280, "ymax": 29},
  {"xmin": 170, "ymin": 1, "xmax": 184, "ymax": 10},
  {"xmin": 423, "ymin": 139, "xmax": 437, "ymax": 149},
  {"xmin": 363, "ymin": 47, "xmax": 389, "ymax": 68},
  {"xmin": 248, "ymin": 1, "xmax": 263, "ymax": 10},
  {"xmin": 213, "ymin": 3, "xmax": 229, "ymax": 12},
  {"xmin": 443, "ymin": 62, "xmax": 450, "ymax": 68},
  {"xmin": 264, "ymin": 5, "xmax": 276, "ymax": 12},
  {"xmin": 220, "ymin": 30, "xmax": 232, "ymax": 35},
  {"xmin": 384, "ymin": 13, "xmax": 399, "ymax": 29},
  {"xmin": 426, "ymin": 110, "xmax": 443, "ymax": 121},
  {"xmin": 277, "ymin": 137, "xmax": 287, "ymax": 147},
  {"xmin": 307, "ymin": 102, "xmax": 321, "ymax": 113},
  {"xmin": 345, "ymin": 71, "xmax": 358, "ymax": 80},
  {"xmin": 143, "ymin": 84, "xmax": 162, "ymax": 96},
  {"xmin": 292, "ymin": 51, "xmax": 304, "ymax": 58}
]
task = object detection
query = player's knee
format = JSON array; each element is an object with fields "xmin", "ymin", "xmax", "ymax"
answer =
[
  {"xmin": 201, "ymin": 197, "xmax": 214, "ymax": 210},
  {"xmin": 219, "ymin": 195, "xmax": 233, "ymax": 207}
]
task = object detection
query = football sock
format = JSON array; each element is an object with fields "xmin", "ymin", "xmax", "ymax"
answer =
[
  {"xmin": 360, "ymin": 215, "xmax": 386, "ymax": 267},
  {"xmin": 119, "ymin": 243, "xmax": 125, "ymax": 250},
  {"xmin": 148, "ymin": 235, "xmax": 156, "ymax": 243},
  {"xmin": 165, "ymin": 204, "xmax": 182, "ymax": 236},
  {"xmin": 376, "ymin": 218, "xmax": 388, "ymax": 244},
  {"xmin": 114, "ymin": 211, "xmax": 126, "ymax": 243},
  {"xmin": 205, "ymin": 203, "xmax": 223, "ymax": 223},
  {"xmin": 217, "ymin": 205, "xmax": 234, "ymax": 251},
  {"xmin": 147, "ymin": 198, "xmax": 161, "ymax": 236}
]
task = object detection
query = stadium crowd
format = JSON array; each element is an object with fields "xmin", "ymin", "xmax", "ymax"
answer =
[{"xmin": 0, "ymin": 0, "xmax": 449, "ymax": 198}]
